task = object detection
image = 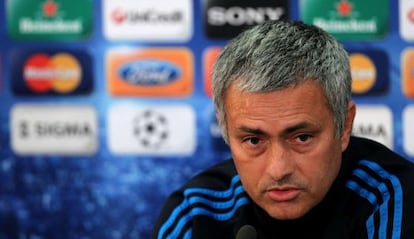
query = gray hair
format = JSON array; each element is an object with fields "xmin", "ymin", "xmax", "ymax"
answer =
[{"xmin": 212, "ymin": 20, "xmax": 351, "ymax": 144}]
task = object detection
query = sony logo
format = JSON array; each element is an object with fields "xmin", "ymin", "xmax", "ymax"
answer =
[{"xmin": 207, "ymin": 6, "xmax": 285, "ymax": 26}]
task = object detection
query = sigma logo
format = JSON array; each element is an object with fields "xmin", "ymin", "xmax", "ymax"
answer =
[
  {"xmin": 353, "ymin": 125, "xmax": 387, "ymax": 138},
  {"xmin": 11, "ymin": 104, "xmax": 98, "ymax": 156},
  {"xmin": 352, "ymin": 105, "xmax": 393, "ymax": 149},
  {"xmin": 17, "ymin": 120, "xmax": 92, "ymax": 138},
  {"xmin": 118, "ymin": 60, "xmax": 181, "ymax": 86},
  {"xmin": 204, "ymin": 0, "xmax": 289, "ymax": 39}
]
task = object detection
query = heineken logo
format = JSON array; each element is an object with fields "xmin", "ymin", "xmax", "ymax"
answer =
[
  {"xmin": 313, "ymin": 19, "xmax": 377, "ymax": 34},
  {"xmin": 19, "ymin": 0, "xmax": 82, "ymax": 34},
  {"xmin": 336, "ymin": 0, "xmax": 352, "ymax": 16},
  {"xmin": 7, "ymin": 0, "xmax": 92, "ymax": 40},
  {"xmin": 43, "ymin": 0, "xmax": 58, "ymax": 17},
  {"xmin": 300, "ymin": 0, "xmax": 388, "ymax": 40},
  {"xmin": 19, "ymin": 19, "xmax": 83, "ymax": 34}
]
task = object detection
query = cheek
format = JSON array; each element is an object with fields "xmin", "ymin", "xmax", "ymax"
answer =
[
  {"xmin": 234, "ymin": 160, "xmax": 263, "ymax": 184},
  {"xmin": 232, "ymin": 152, "xmax": 266, "ymax": 194},
  {"xmin": 235, "ymin": 162, "xmax": 265, "ymax": 202},
  {"xmin": 304, "ymin": 145, "xmax": 342, "ymax": 192}
]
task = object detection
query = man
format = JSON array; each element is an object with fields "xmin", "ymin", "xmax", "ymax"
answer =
[{"xmin": 151, "ymin": 20, "xmax": 414, "ymax": 238}]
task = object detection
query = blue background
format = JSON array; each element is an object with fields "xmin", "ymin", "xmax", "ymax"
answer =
[{"xmin": 0, "ymin": 0, "xmax": 412, "ymax": 238}]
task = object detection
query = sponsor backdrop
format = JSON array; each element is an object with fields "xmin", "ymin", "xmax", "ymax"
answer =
[{"xmin": 0, "ymin": 0, "xmax": 413, "ymax": 238}]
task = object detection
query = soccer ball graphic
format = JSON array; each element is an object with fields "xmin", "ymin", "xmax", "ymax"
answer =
[{"xmin": 133, "ymin": 110, "xmax": 169, "ymax": 148}]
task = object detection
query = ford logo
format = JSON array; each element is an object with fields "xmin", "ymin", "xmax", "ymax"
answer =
[{"xmin": 119, "ymin": 60, "xmax": 181, "ymax": 85}]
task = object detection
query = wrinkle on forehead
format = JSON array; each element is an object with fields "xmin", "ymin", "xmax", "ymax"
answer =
[{"xmin": 224, "ymin": 80, "xmax": 334, "ymax": 137}]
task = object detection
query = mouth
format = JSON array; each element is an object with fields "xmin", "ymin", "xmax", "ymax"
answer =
[{"xmin": 266, "ymin": 187, "xmax": 301, "ymax": 202}]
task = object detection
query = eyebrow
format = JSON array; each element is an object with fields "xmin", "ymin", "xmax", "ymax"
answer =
[
  {"xmin": 236, "ymin": 122, "xmax": 320, "ymax": 136},
  {"xmin": 283, "ymin": 122, "xmax": 320, "ymax": 134},
  {"xmin": 236, "ymin": 126, "xmax": 266, "ymax": 136}
]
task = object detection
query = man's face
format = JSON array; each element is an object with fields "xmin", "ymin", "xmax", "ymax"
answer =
[{"xmin": 224, "ymin": 80, "xmax": 354, "ymax": 220}]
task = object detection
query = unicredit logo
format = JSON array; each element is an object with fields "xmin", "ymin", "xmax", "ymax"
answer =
[
  {"xmin": 118, "ymin": 60, "xmax": 181, "ymax": 86},
  {"xmin": 204, "ymin": 0, "xmax": 289, "ymax": 39},
  {"xmin": 103, "ymin": 0, "xmax": 192, "ymax": 41},
  {"xmin": 110, "ymin": 8, "xmax": 183, "ymax": 25}
]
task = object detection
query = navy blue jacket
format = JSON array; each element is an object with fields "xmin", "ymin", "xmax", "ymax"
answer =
[{"xmin": 152, "ymin": 137, "xmax": 414, "ymax": 239}]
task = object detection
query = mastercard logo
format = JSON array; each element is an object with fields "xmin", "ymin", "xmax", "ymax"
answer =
[
  {"xmin": 350, "ymin": 53, "xmax": 377, "ymax": 94},
  {"xmin": 402, "ymin": 48, "xmax": 414, "ymax": 98},
  {"xmin": 23, "ymin": 53, "xmax": 82, "ymax": 93}
]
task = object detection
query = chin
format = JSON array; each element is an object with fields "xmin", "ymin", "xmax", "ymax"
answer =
[{"xmin": 264, "ymin": 204, "xmax": 310, "ymax": 220}]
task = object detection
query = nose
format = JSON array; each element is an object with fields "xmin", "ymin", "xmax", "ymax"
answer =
[{"xmin": 265, "ymin": 142, "xmax": 295, "ymax": 182}]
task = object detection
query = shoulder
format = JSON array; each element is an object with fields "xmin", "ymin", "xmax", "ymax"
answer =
[
  {"xmin": 152, "ymin": 159, "xmax": 250, "ymax": 239},
  {"xmin": 182, "ymin": 159, "xmax": 239, "ymax": 189},
  {"xmin": 344, "ymin": 137, "xmax": 414, "ymax": 238},
  {"xmin": 345, "ymin": 136, "xmax": 414, "ymax": 179},
  {"xmin": 178, "ymin": 159, "xmax": 247, "ymax": 210},
  {"xmin": 344, "ymin": 137, "xmax": 414, "ymax": 195}
]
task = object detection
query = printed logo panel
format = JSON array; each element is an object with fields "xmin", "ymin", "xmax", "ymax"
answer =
[
  {"xmin": 6, "ymin": 0, "xmax": 92, "ymax": 40},
  {"xmin": 400, "ymin": 0, "xmax": 414, "ymax": 41},
  {"xmin": 203, "ymin": 47, "xmax": 222, "ymax": 97},
  {"xmin": 300, "ymin": 0, "xmax": 388, "ymax": 40},
  {"xmin": 107, "ymin": 48, "xmax": 193, "ymax": 97},
  {"xmin": 107, "ymin": 104, "xmax": 196, "ymax": 156},
  {"xmin": 349, "ymin": 50, "xmax": 389, "ymax": 95},
  {"xmin": 103, "ymin": 0, "xmax": 193, "ymax": 42},
  {"xmin": 403, "ymin": 105, "xmax": 414, "ymax": 156},
  {"xmin": 10, "ymin": 49, "xmax": 93, "ymax": 95},
  {"xmin": 11, "ymin": 104, "xmax": 98, "ymax": 155},
  {"xmin": 204, "ymin": 0, "xmax": 289, "ymax": 39},
  {"xmin": 352, "ymin": 105, "xmax": 393, "ymax": 149},
  {"xmin": 402, "ymin": 48, "xmax": 414, "ymax": 98}
]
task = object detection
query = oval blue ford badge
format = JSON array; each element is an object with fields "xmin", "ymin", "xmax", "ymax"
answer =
[{"xmin": 119, "ymin": 60, "xmax": 181, "ymax": 85}]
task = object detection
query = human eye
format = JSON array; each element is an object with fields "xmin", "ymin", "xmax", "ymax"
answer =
[
  {"xmin": 298, "ymin": 134, "xmax": 311, "ymax": 141},
  {"xmin": 294, "ymin": 133, "xmax": 313, "ymax": 144},
  {"xmin": 240, "ymin": 135, "xmax": 267, "ymax": 156},
  {"xmin": 243, "ymin": 136, "xmax": 261, "ymax": 146}
]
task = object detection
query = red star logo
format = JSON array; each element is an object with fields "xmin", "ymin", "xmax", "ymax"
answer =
[
  {"xmin": 43, "ymin": 0, "xmax": 58, "ymax": 17},
  {"xmin": 408, "ymin": 8, "xmax": 414, "ymax": 24},
  {"xmin": 111, "ymin": 9, "xmax": 126, "ymax": 24},
  {"xmin": 336, "ymin": 0, "xmax": 352, "ymax": 16}
]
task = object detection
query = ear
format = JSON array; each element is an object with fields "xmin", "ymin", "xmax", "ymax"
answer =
[
  {"xmin": 341, "ymin": 101, "xmax": 356, "ymax": 151},
  {"xmin": 215, "ymin": 111, "xmax": 229, "ymax": 144},
  {"xmin": 215, "ymin": 113, "xmax": 222, "ymax": 128}
]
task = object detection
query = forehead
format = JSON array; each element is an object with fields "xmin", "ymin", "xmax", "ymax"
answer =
[
  {"xmin": 224, "ymin": 80, "xmax": 332, "ymax": 129},
  {"xmin": 225, "ymin": 80, "xmax": 328, "ymax": 109}
]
